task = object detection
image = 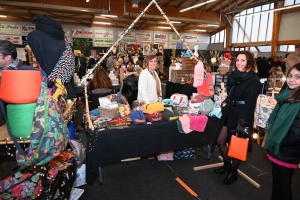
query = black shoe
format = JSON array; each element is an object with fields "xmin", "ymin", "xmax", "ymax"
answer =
[
  {"xmin": 214, "ymin": 159, "xmax": 231, "ymax": 175},
  {"xmin": 223, "ymin": 165, "xmax": 238, "ymax": 185}
]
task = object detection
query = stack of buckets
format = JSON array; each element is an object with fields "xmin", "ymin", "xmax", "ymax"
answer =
[{"xmin": 0, "ymin": 70, "xmax": 42, "ymax": 140}]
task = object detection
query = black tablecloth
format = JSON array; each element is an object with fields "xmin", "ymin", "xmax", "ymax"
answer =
[
  {"xmin": 86, "ymin": 116, "xmax": 220, "ymax": 184},
  {"xmin": 165, "ymin": 81, "xmax": 197, "ymax": 99}
]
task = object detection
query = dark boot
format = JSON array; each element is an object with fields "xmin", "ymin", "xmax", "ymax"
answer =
[
  {"xmin": 223, "ymin": 165, "xmax": 238, "ymax": 185},
  {"xmin": 214, "ymin": 159, "xmax": 231, "ymax": 174}
]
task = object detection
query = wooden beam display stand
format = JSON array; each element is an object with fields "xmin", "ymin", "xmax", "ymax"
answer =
[{"xmin": 193, "ymin": 156, "xmax": 261, "ymax": 188}]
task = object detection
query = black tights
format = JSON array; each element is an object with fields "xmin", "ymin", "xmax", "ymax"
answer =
[{"xmin": 216, "ymin": 126, "xmax": 241, "ymax": 167}]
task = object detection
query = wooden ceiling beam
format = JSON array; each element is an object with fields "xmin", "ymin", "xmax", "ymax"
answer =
[
  {"xmin": 27, "ymin": 9, "xmax": 33, "ymax": 23},
  {"xmin": 205, "ymin": 0, "xmax": 222, "ymax": 12},
  {"xmin": 137, "ymin": 19, "xmax": 149, "ymax": 30},
  {"xmin": 178, "ymin": 23, "xmax": 191, "ymax": 32}
]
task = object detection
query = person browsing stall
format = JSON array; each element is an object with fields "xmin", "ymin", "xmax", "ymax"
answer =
[
  {"xmin": 264, "ymin": 63, "xmax": 300, "ymax": 200},
  {"xmin": 0, "ymin": 40, "xmax": 22, "ymax": 74},
  {"xmin": 213, "ymin": 51, "xmax": 261, "ymax": 184},
  {"xmin": 88, "ymin": 67, "xmax": 113, "ymax": 92},
  {"xmin": 137, "ymin": 55, "xmax": 162, "ymax": 103},
  {"xmin": 122, "ymin": 65, "xmax": 139, "ymax": 108}
]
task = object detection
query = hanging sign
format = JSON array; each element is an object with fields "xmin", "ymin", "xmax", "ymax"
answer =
[
  {"xmin": 73, "ymin": 38, "xmax": 93, "ymax": 46},
  {"xmin": 136, "ymin": 32, "xmax": 152, "ymax": 41},
  {"xmin": 21, "ymin": 26, "xmax": 35, "ymax": 34},
  {"xmin": 183, "ymin": 35, "xmax": 198, "ymax": 43},
  {"xmin": 72, "ymin": 29, "xmax": 93, "ymax": 38},
  {"xmin": 0, "ymin": 35, "xmax": 22, "ymax": 45},
  {"xmin": 176, "ymin": 42, "xmax": 184, "ymax": 49},
  {"xmin": 154, "ymin": 33, "xmax": 167, "ymax": 42},
  {"xmin": 118, "ymin": 31, "xmax": 136, "ymax": 40},
  {"xmin": 94, "ymin": 39, "xmax": 114, "ymax": 47},
  {"xmin": 95, "ymin": 30, "xmax": 114, "ymax": 39},
  {"xmin": 0, "ymin": 24, "xmax": 20, "ymax": 34},
  {"xmin": 169, "ymin": 34, "xmax": 181, "ymax": 42}
]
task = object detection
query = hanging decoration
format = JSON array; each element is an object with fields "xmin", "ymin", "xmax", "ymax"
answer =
[{"xmin": 79, "ymin": 0, "xmax": 203, "ymax": 85}]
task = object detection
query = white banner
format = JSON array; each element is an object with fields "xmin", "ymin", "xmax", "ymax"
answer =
[
  {"xmin": 0, "ymin": 35, "xmax": 22, "ymax": 45},
  {"xmin": 169, "ymin": 34, "xmax": 181, "ymax": 42},
  {"xmin": 154, "ymin": 33, "xmax": 167, "ymax": 42},
  {"xmin": 183, "ymin": 35, "xmax": 198, "ymax": 43},
  {"xmin": 94, "ymin": 39, "xmax": 114, "ymax": 47},
  {"xmin": 21, "ymin": 26, "xmax": 35, "ymax": 34},
  {"xmin": 168, "ymin": 42, "xmax": 177, "ymax": 49},
  {"xmin": 72, "ymin": 29, "xmax": 93, "ymax": 38},
  {"xmin": 136, "ymin": 32, "xmax": 152, "ymax": 41},
  {"xmin": 198, "ymin": 36, "xmax": 210, "ymax": 43},
  {"xmin": 0, "ymin": 24, "xmax": 20, "ymax": 34},
  {"xmin": 118, "ymin": 31, "xmax": 136, "ymax": 40},
  {"xmin": 136, "ymin": 41, "xmax": 153, "ymax": 45},
  {"xmin": 95, "ymin": 30, "xmax": 114, "ymax": 39},
  {"xmin": 155, "ymin": 42, "xmax": 168, "ymax": 49}
]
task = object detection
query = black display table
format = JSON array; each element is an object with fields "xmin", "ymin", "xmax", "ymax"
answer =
[
  {"xmin": 86, "ymin": 116, "xmax": 220, "ymax": 184},
  {"xmin": 165, "ymin": 81, "xmax": 197, "ymax": 99}
]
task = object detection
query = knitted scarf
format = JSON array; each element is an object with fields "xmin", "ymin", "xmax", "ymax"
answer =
[
  {"xmin": 265, "ymin": 88, "xmax": 300, "ymax": 155},
  {"xmin": 47, "ymin": 38, "xmax": 75, "ymax": 84},
  {"xmin": 226, "ymin": 70, "xmax": 255, "ymax": 93}
]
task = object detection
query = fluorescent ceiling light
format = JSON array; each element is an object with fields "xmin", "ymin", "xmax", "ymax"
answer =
[
  {"xmin": 234, "ymin": 3, "xmax": 300, "ymax": 19},
  {"xmin": 94, "ymin": 22, "xmax": 111, "ymax": 25},
  {"xmin": 206, "ymin": 24, "xmax": 219, "ymax": 27},
  {"xmin": 86, "ymin": 0, "xmax": 89, "ymax": 2},
  {"xmin": 180, "ymin": 0, "xmax": 216, "ymax": 12},
  {"xmin": 170, "ymin": 21, "xmax": 181, "ymax": 24},
  {"xmin": 101, "ymin": 14, "xmax": 118, "ymax": 18},
  {"xmin": 0, "ymin": 15, "xmax": 7, "ymax": 18},
  {"xmin": 195, "ymin": 29, "xmax": 206, "ymax": 32},
  {"xmin": 158, "ymin": 26, "xmax": 171, "ymax": 29}
]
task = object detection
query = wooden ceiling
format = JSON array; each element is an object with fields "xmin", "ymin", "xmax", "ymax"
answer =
[{"xmin": 0, "ymin": 0, "xmax": 282, "ymax": 34}]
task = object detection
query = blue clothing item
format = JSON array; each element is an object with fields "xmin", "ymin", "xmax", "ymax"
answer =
[{"xmin": 90, "ymin": 108, "xmax": 100, "ymax": 116}]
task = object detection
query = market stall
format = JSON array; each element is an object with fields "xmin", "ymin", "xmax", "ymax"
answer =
[{"xmin": 85, "ymin": 116, "xmax": 220, "ymax": 184}]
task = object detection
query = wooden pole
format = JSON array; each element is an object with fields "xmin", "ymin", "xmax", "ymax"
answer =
[
  {"xmin": 84, "ymin": 80, "xmax": 94, "ymax": 131},
  {"xmin": 193, "ymin": 162, "xmax": 223, "ymax": 171}
]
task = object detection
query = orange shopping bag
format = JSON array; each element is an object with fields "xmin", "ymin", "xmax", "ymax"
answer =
[{"xmin": 228, "ymin": 134, "xmax": 249, "ymax": 161}]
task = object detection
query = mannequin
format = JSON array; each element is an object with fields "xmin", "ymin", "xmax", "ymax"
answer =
[{"xmin": 28, "ymin": 14, "xmax": 75, "ymax": 99}]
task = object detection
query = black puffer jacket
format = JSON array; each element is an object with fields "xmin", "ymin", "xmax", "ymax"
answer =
[
  {"xmin": 122, "ymin": 74, "xmax": 139, "ymax": 107},
  {"xmin": 268, "ymin": 110, "xmax": 300, "ymax": 164}
]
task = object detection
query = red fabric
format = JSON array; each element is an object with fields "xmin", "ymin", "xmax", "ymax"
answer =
[{"xmin": 197, "ymin": 73, "xmax": 214, "ymax": 97}]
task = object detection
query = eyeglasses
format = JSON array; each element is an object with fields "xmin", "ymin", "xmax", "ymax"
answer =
[{"xmin": 287, "ymin": 74, "xmax": 300, "ymax": 79}]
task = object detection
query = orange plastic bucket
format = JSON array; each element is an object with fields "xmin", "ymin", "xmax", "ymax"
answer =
[{"xmin": 0, "ymin": 70, "xmax": 42, "ymax": 103}]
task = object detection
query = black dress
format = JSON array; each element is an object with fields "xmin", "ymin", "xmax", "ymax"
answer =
[{"xmin": 216, "ymin": 71, "xmax": 262, "ymax": 152}]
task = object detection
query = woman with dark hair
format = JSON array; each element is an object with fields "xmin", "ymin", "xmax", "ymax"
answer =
[
  {"xmin": 213, "ymin": 51, "xmax": 262, "ymax": 184},
  {"xmin": 265, "ymin": 63, "xmax": 300, "ymax": 200},
  {"xmin": 89, "ymin": 67, "xmax": 113, "ymax": 92},
  {"xmin": 138, "ymin": 55, "xmax": 161, "ymax": 103},
  {"xmin": 122, "ymin": 65, "xmax": 139, "ymax": 108}
]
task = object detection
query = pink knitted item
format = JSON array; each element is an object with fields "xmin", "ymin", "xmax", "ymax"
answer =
[
  {"xmin": 157, "ymin": 151, "xmax": 174, "ymax": 161},
  {"xmin": 179, "ymin": 114, "xmax": 193, "ymax": 134},
  {"xmin": 189, "ymin": 114, "xmax": 208, "ymax": 132}
]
